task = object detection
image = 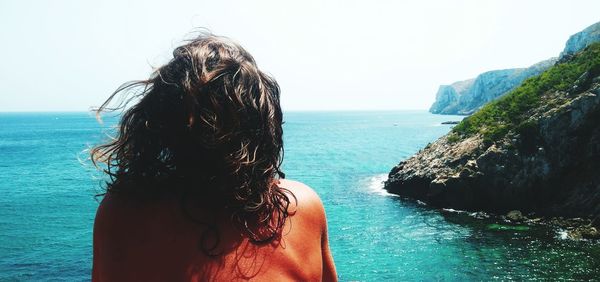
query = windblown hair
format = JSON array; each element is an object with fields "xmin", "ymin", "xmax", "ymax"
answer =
[{"xmin": 91, "ymin": 33, "xmax": 292, "ymax": 249}]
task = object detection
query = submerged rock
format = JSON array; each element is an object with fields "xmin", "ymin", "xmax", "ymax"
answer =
[
  {"xmin": 486, "ymin": 223, "xmax": 530, "ymax": 232},
  {"xmin": 568, "ymin": 226, "xmax": 600, "ymax": 240},
  {"xmin": 506, "ymin": 210, "xmax": 526, "ymax": 222}
]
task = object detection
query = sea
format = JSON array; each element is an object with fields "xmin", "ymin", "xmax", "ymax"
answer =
[{"xmin": 0, "ymin": 111, "xmax": 599, "ymax": 281}]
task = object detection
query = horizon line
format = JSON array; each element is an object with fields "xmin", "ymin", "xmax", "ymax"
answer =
[{"xmin": 0, "ymin": 108, "xmax": 431, "ymax": 113}]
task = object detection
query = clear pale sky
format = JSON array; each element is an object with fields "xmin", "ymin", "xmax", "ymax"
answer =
[{"xmin": 1, "ymin": 0, "xmax": 599, "ymax": 112}]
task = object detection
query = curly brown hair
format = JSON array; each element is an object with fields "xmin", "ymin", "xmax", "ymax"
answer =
[{"xmin": 91, "ymin": 33, "xmax": 293, "ymax": 253}]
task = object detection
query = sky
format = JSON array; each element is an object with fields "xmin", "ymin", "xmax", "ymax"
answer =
[{"xmin": 1, "ymin": 0, "xmax": 599, "ymax": 112}]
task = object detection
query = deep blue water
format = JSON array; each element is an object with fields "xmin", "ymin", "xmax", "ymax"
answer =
[{"xmin": 0, "ymin": 111, "xmax": 599, "ymax": 281}]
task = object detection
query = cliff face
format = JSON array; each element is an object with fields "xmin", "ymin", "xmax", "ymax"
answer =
[
  {"xmin": 430, "ymin": 21, "xmax": 600, "ymax": 115},
  {"xmin": 386, "ymin": 43, "xmax": 600, "ymax": 219},
  {"xmin": 429, "ymin": 79, "xmax": 473, "ymax": 114},
  {"xmin": 430, "ymin": 61, "xmax": 556, "ymax": 115},
  {"xmin": 560, "ymin": 22, "xmax": 600, "ymax": 59}
]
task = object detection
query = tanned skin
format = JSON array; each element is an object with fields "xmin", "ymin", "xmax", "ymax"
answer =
[{"xmin": 92, "ymin": 179, "xmax": 337, "ymax": 281}]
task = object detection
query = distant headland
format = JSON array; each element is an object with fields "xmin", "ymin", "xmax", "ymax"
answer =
[{"xmin": 429, "ymin": 22, "xmax": 600, "ymax": 116}]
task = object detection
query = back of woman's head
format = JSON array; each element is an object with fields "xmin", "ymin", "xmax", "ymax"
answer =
[{"xmin": 91, "ymin": 33, "xmax": 289, "ymax": 244}]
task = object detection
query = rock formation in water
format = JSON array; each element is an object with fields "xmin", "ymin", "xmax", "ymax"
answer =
[
  {"xmin": 430, "ymin": 21, "xmax": 600, "ymax": 115},
  {"xmin": 385, "ymin": 43, "xmax": 600, "ymax": 221}
]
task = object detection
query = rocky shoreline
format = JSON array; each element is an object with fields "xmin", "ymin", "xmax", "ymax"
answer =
[
  {"xmin": 399, "ymin": 196, "xmax": 600, "ymax": 240},
  {"xmin": 493, "ymin": 210, "xmax": 599, "ymax": 240},
  {"xmin": 385, "ymin": 43, "xmax": 600, "ymax": 238}
]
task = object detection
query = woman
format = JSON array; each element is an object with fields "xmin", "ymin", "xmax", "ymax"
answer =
[{"xmin": 91, "ymin": 33, "xmax": 337, "ymax": 281}]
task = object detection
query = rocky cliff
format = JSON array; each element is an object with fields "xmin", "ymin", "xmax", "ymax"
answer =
[
  {"xmin": 430, "ymin": 60, "xmax": 556, "ymax": 115},
  {"xmin": 430, "ymin": 21, "xmax": 600, "ymax": 115},
  {"xmin": 428, "ymin": 79, "xmax": 472, "ymax": 115},
  {"xmin": 560, "ymin": 22, "xmax": 600, "ymax": 60},
  {"xmin": 386, "ymin": 43, "xmax": 600, "ymax": 221}
]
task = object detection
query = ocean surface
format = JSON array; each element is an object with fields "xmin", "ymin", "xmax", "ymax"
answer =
[{"xmin": 0, "ymin": 111, "xmax": 599, "ymax": 281}]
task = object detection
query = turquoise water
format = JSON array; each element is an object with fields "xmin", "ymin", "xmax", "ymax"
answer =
[{"xmin": 1, "ymin": 111, "xmax": 599, "ymax": 281}]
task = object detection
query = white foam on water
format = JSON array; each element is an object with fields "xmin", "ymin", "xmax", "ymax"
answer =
[
  {"xmin": 363, "ymin": 174, "xmax": 399, "ymax": 197},
  {"xmin": 442, "ymin": 208, "xmax": 467, "ymax": 214},
  {"xmin": 557, "ymin": 229, "xmax": 569, "ymax": 240}
]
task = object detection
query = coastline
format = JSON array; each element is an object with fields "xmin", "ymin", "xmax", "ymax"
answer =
[{"xmin": 368, "ymin": 173, "xmax": 599, "ymax": 240}]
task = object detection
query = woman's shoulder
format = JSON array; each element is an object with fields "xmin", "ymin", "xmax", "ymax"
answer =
[
  {"xmin": 278, "ymin": 179, "xmax": 319, "ymax": 199},
  {"xmin": 94, "ymin": 190, "xmax": 178, "ymax": 237},
  {"xmin": 277, "ymin": 179, "xmax": 337, "ymax": 281},
  {"xmin": 277, "ymin": 179, "xmax": 327, "ymax": 226},
  {"xmin": 278, "ymin": 179, "xmax": 322, "ymax": 205}
]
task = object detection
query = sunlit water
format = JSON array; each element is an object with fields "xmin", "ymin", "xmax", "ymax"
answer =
[{"xmin": 0, "ymin": 111, "xmax": 598, "ymax": 281}]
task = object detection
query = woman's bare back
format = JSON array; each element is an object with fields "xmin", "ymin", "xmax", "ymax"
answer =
[{"xmin": 92, "ymin": 179, "xmax": 337, "ymax": 281}]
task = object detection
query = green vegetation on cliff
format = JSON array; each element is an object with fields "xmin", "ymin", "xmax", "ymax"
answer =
[{"xmin": 451, "ymin": 42, "xmax": 600, "ymax": 143}]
